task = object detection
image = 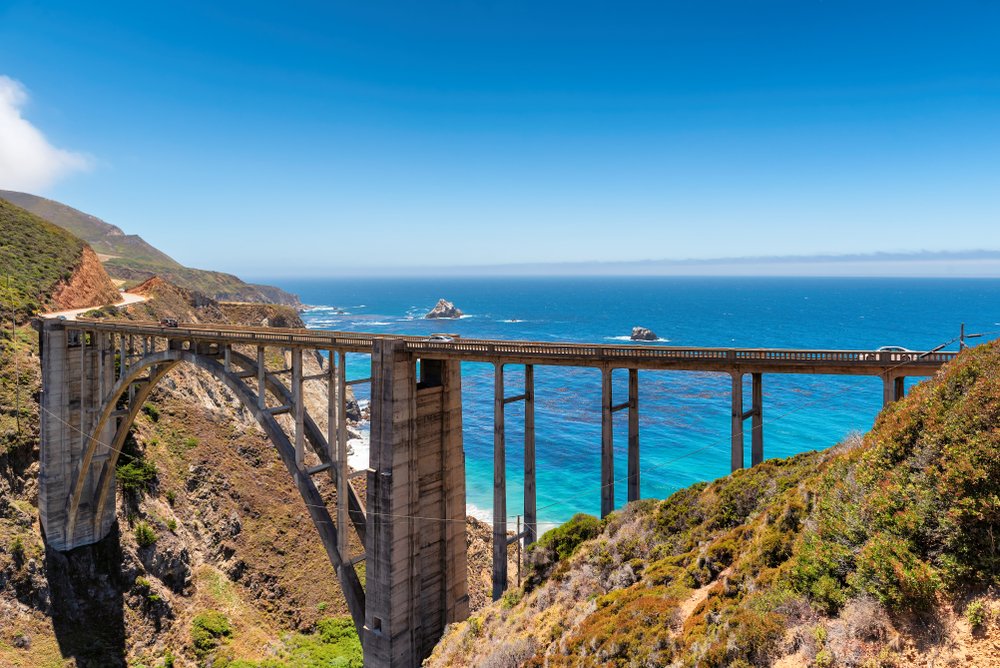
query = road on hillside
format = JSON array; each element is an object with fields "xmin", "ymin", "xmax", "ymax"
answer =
[{"xmin": 41, "ymin": 290, "xmax": 148, "ymax": 320}]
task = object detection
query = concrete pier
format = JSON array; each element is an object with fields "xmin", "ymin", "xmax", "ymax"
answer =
[{"xmin": 365, "ymin": 341, "xmax": 468, "ymax": 666}]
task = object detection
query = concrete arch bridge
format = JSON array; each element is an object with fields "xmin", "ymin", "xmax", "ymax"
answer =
[{"xmin": 35, "ymin": 318, "xmax": 955, "ymax": 667}]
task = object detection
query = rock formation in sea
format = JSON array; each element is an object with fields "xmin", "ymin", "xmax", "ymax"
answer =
[
  {"xmin": 630, "ymin": 326, "xmax": 658, "ymax": 341},
  {"xmin": 426, "ymin": 298, "xmax": 464, "ymax": 319}
]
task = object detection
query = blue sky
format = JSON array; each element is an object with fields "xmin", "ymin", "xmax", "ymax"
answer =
[{"xmin": 1, "ymin": 1, "xmax": 998, "ymax": 276}]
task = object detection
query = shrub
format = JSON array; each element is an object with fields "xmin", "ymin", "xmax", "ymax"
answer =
[
  {"xmin": 532, "ymin": 513, "xmax": 602, "ymax": 561},
  {"xmin": 134, "ymin": 521, "xmax": 157, "ymax": 547},
  {"xmin": 10, "ymin": 535, "xmax": 24, "ymax": 561},
  {"xmin": 166, "ymin": 518, "xmax": 178, "ymax": 533},
  {"xmin": 814, "ymin": 649, "xmax": 834, "ymax": 667},
  {"xmin": 966, "ymin": 599, "xmax": 989, "ymax": 629},
  {"xmin": 142, "ymin": 403, "xmax": 160, "ymax": 422},
  {"xmin": 500, "ymin": 589, "xmax": 522, "ymax": 609},
  {"xmin": 117, "ymin": 458, "xmax": 158, "ymax": 498},
  {"xmin": 849, "ymin": 533, "xmax": 938, "ymax": 610},
  {"xmin": 191, "ymin": 610, "xmax": 232, "ymax": 656}
]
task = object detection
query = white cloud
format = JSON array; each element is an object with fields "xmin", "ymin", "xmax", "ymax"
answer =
[{"xmin": 0, "ymin": 75, "xmax": 92, "ymax": 192}]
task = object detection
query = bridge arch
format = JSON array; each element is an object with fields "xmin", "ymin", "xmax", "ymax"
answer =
[{"xmin": 61, "ymin": 343, "xmax": 366, "ymax": 632}]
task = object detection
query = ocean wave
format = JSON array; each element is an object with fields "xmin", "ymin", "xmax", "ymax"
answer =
[
  {"xmin": 605, "ymin": 335, "xmax": 670, "ymax": 343},
  {"xmin": 465, "ymin": 502, "xmax": 492, "ymax": 523},
  {"xmin": 502, "ymin": 319, "xmax": 525, "ymax": 323}
]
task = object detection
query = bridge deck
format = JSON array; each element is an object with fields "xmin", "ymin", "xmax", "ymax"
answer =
[{"xmin": 71, "ymin": 318, "xmax": 955, "ymax": 376}]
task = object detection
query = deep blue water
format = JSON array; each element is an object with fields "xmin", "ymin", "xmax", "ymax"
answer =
[{"xmin": 267, "ymin": 276, "xmax": 1000, "ymax": 530}]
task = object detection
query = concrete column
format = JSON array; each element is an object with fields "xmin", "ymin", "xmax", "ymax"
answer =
[
  {"xmin": 37, "ymin": 320, "xmax": 116, "ymax": 551},
  {"xmin": 751, "ymin": 372, "xmax": 763, "ymax": 467},
  {"xmin": 523, "ymin": 364, "xmax": 537, "ymax": 546},
  {"xmin": 292, "ymin": 348, "xmax": 304, "ymax": 467},
  {"xmin": 731, "ymin": 372, "xmax": 744, "ymax": 471},
  {"xmin": 601, "ymin": 366, "xmax": 614, "ymax": 517},
  {"xmin": 882, "ymin": 374, "xmax": 896, "ymax": 407},
  {"xmin": 365, "ymin": 340, "xmax": 468, "ymax": 667},
  {"xmin": 627, "ymin": 368, "xmax": 640, "ymax": 502},
  {"xmin": 336, "ymin": 351, "xmax": 349, "ymax": 562},
  {"xmin": 894, "ymin": 376, "xmax": 906, "ymax": 402},
  {"xmin": 257, "ymin": 345, "xmax": 266, "ymax": 409},
  {"xmin": 492, "ymin": 362, "xmax": 507, "ymax": 599}
]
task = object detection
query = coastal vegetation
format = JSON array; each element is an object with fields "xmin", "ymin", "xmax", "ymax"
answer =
[
  {"xmin": 429, "ymin": 339, "xmax": 1000, "ymax": 667},
  {"xmin": 0, "ymin": 198, "xmax": 85, "ymax": 321}
]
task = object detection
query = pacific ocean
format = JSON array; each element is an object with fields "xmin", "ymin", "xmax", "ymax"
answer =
[{"xmin": 266, "ymin": 276, "xmax": 1000, "ymax": 531}]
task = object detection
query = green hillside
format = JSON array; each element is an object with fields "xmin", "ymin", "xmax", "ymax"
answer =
[
  {"xmin": 430, "ymin": 341, "xmax": 1000, "ymax": 667},
  {"xmin": 0, "ymin": 189, "xmax": 178, "ymax": 267},
  {"xmin": 0, "ymin": 191, "xmax": 299, "ymax": 305},
  {"xmin": 0, "ymin": 198, "xmax": 86, "ymax": 321}
]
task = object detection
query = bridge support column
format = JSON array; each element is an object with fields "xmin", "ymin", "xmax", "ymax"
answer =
[
  {"xmin": 627, "ymin": 368, "xmax": 640, "ymax": 503},
  {"xmin": 366, "ymin": 340, "xmax": 468, "ymax": 668},
  {"xmin": 731, "ymin": 372, "xmax": 744, "ymax": 471},
  {"xmin": 882, "ymin": 374, "xmax": 906, "ymax": 407},
  {"xmin": 523, "ymin": 364, "xmax": 537, "ymax": 546},
  {"xmin": 492, "ymin": 362, "xmax": 507, "ymax": 599},
  {"xmin": 36, "ymin": 320, "xmax": 116, "ymax": 550},
  {"xmin": 751, "ymin": 373, "xmax": 763, "ymax": 467},
  {"xmin": 601, "ymin": 366, "xmax": 614, "ymax": 517}
]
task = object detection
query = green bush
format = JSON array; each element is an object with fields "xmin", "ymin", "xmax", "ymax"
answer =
[
  {"xmin": 966, "ymin": 599, "xmax": 989, "ymax": 628},
  {"xmin": 166, "ymin": 518, "xmax": 178, "ymax": 533},
  {"xmin": 191, "ymin": 610, "xmax": 232, "ymax": 656},
  {"xmin": 117, "ymin": 458, "xmax": 158, "ymax": 498},
  {"xmin": 142, "ymin": 403, "xmax": 160, "ymax": 422},
  {"xmin": 849, "ymin": 533, "xmax": 939, "ymax": 610},
  {"xmin": 134, "ymin": 521, "xmax": 157, "ymax": 547},
  {"xmin": 532, "ymin": 513, "xmax": 602, "ymax": 561}
]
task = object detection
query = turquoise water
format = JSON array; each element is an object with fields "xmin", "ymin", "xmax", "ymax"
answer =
[{"xmin": 269, "ymin": 276, "xmax": 1000, "ymax": 529}]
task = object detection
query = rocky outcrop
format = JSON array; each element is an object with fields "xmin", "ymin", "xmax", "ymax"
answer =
[
  {"xmin": 630, "ymin": 326, "xmax": 658, "ymax": 341},
  {"xmin": 426, "ymin": 299, "xmax": 463, "ymax": 319},
  {"xmin": 51, "ymin": 246, "xmax": 121, "ymax": 311}
]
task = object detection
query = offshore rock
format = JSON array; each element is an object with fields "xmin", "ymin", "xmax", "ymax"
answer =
[
  {"xmin": 630, "ymin": 326, "xmax": 658, "ymax": 341},
  {"xmin": 426, "ymin": 299, "xmax": 464, "ymax": 319}
]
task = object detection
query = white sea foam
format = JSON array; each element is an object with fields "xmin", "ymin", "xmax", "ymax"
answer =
[
  {"xmin": 502, "ymin": 319, "xmax": 525, "ymax": 323},
  {"xmin": 347, "ymin": 434, "xmax": 369, "ymax": 471},
  {"xmin": 605, "ymin": 335, "xmax": 670, "ymax": 343},
  {"xmin": 465, "ymin": 502, "xmax": 492, "ymax": 523}
]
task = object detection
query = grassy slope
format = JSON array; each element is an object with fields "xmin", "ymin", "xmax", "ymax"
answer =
[
  {"xmin": 430, "ymin": 340, "xmax": 1000, "ymax": 668},
  {"xmin": 0, "ymin": 191, "xmax": 299, "ymax": 305},
  {"xmin": 0, "ymin": 198, "xmax": 85, "ymax": 320},
  {"xmin": 0, "ymin": 189, "xmax": 178, "ymax": 267}
]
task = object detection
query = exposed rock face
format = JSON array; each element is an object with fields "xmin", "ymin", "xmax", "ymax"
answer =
[
  {"xmin": 51, "ymin": 246, "xmax": 121, "ymax": 311},
  {"xmin": 630, "ymin": 326, "xmax": 658, "ymax": 341},
  {"xmin": 426, "ymin": 299, "xmax": 463, "ymax": 319}
]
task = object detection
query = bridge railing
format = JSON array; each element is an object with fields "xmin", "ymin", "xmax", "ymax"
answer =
[{"xmin": 69, "ymin": 319, "xmax": 957, "ymax": 367}]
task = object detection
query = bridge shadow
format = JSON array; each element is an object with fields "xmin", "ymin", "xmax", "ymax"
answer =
[{"xmin": 44, "ymin": 524, "xmax": 127, "ymax": 668}]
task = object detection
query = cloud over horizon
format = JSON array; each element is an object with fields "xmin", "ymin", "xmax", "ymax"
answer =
[{"xmin": 0, "ymin": 75, "xmax": 91, "ymax": 192}]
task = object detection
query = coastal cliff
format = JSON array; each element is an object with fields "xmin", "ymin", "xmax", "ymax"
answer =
[{"xmin": 50, "ymin": 245, "xmax": 121, "ymax": 312}]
